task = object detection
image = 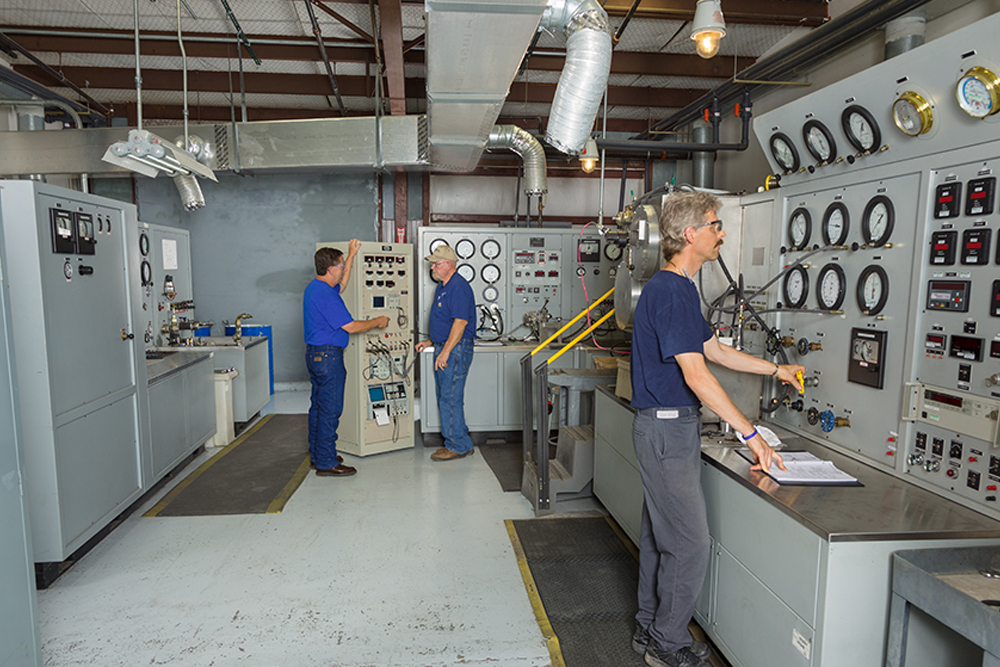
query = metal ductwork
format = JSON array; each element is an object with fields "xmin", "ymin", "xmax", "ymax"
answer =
[
  {"xmin": 541, "ymin": 0, "xmax": 612, "ymax": 156},
  {"xmin": 485, "ymin": 124, "xmax": 547, "ymax": 196}
]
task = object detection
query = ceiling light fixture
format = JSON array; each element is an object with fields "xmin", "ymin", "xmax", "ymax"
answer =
[
  {"xmin": 579, "ymin": 137, "xmax": 600, "ymax": 173},
  {"xmin": 691, "ymin": 0, "xmax": 726, "ymax": 59}
]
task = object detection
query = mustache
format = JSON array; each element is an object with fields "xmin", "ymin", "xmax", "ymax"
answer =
[{"xmin": 715, "ymin": 240, "xmax": 724, "ymax": 248}]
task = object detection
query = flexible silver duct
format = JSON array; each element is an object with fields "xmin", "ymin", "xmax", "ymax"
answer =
[
  {"xmin": 541, "ymin": 0, "xmax": 612, "ymax": 156},
  {"xmin": 173, "ymin": 174, "xmax": 205, "ymax": 211},
  {"xmin": 486, "ymin": 124, "xmax": 547, "ymax": 195}
]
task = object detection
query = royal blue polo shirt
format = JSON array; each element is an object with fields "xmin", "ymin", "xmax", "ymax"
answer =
[
  {"xmin": 303, "ymin": 279, "xmax": 353, "ymax": 347},
  {"xmin": 429, "ymin": 273, "xmax": 476, "ymax": 344}
]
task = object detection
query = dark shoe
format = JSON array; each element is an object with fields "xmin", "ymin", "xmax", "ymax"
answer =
[
  {"xmin": 644, "ymin": 644, "xmax": 709, "ymax": 667},
  {"xmin": 632, "ymin": 625, "xmax": 651, "ymax": 655},
  {"xmin": 430, "ymin": 447, "xmax": 472, "ymax": 461},
  {"xmin": 315, "ymin": 464, "xmax": 356, "ymax": 477},
  {"xmin": 310, "ymin": 455, "xmax": 343, "ymax": 468}
]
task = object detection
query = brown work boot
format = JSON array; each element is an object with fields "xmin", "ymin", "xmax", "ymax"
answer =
[{"xmin": 431, "ymin": 447, "xmax": 472, "ymax": 461}]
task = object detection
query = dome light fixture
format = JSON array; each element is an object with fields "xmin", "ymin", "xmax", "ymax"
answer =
[
  {"xmin": 579, "ymin": 137, "xmax": 600, "ymax": 173},
  {"xmin": 691, "ymin": 0, "xmax": 726, "ymax": 59}
]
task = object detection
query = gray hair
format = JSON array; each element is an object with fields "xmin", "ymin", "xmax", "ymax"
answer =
[{"xmin": 659, "ymin": 191, "xmax": 722, "ymax": 262}]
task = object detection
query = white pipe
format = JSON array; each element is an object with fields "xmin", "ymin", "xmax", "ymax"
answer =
[
  {"xmin": 133, "ymin": 0, "xmax": 142, "ymax": 131},
  {"xmin": 541, "ymin": 0, "xmax": 612, "ymax": 156},
  {"xmin": 486, "ymin": 125, "xmax": 548, "ymax": 196}
]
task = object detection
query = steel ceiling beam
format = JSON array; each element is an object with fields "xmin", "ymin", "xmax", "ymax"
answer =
[
  {"xmin": 377, "ymin": 0, "xmax": 407, "ymax": 115},
  {"xmin": 310, "ymin": 1, "xmax": 375, "ymax": 44}
]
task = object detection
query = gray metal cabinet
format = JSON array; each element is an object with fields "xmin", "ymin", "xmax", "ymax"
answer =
[
  {"xmin": 147, "ymin": 352, "xmax": 215, "ymax": 481},
  {"xmin": 207, "ymin": 338, "xmax": 269, "ymax": 423}
]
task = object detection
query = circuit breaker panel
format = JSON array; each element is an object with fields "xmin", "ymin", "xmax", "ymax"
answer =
[{"xmin": 317, "ymin": 241, "xmax": 414, "ymax": 456}]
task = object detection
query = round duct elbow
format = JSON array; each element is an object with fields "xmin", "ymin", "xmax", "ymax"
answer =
[
  {"xmin": 173, "ymin": 174, "xmax": 206, "ymax": 211},
  {"xmin": 486, "ymin": 125, "xmax": 548, "ymax": 196}
]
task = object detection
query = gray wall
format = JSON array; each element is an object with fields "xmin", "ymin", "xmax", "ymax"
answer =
[{"xmin": 97, "ymin": 172, "xmax": 378, "ymax": 383}]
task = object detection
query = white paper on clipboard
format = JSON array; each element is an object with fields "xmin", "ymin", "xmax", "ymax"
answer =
[{"xmin": 162, "ymin": 239, "xmax": 178, "ymax": 270}]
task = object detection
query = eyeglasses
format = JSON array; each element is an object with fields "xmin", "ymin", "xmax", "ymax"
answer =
[
  {"xmin": 330, "ymin": 262, "xmax": 345, "ymax": 270},
  {"xmin": 692, "ymin": 219, "xmax": 723, "ymax": 232}
]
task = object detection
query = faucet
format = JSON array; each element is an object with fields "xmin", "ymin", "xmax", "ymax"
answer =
[{"xmin": 234, "ymin": 313, "xmax": 253, "ymax": 344}]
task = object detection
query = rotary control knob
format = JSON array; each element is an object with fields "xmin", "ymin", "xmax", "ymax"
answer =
[
  {"xmin": 924, "ymin": 459, "xmax": 941, "ymax": 473},
  {"xmin": 806, "ymin": 407, "xmax": 821, "ymax": 426},
  {"xmin": 986, "ymin": 374, "xmax": 1000, "ymax": 388},
  {"xmin": 819, "ymin": 410, "xmax": 836, "ymax": 432},
  {"xmin": 797, "ymin": 337, "xmax": 823, "ymax": 355},
  {"xmin": 789, "ymin": 399, "xmax": 804, "ymax": 412}
]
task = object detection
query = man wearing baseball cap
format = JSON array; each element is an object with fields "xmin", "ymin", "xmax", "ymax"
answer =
[{"xmin": 416, "ymin": 244, "xmax": 477, "ymax": 461}]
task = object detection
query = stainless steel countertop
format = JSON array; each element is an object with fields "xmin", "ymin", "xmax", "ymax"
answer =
[
  {"xmin": 146, "ymin": 349, "xmax": 213, "ymax": 384},
  {"xmin": 596, "ymin": 385, "xmax": 1000, "ymax": 543}
]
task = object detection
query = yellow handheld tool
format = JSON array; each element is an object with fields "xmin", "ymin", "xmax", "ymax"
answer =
[{"xmin": 796, "ymin": 370, "xmax": 805, "ymax": 395}]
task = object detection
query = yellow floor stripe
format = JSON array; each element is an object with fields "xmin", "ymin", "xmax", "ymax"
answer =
[
  {"xmin": 266, "ymin": 455, "xmax": 312, "ymax": 514},
  {"xmin": 605, "ymin": 515, "xmax": 641, "ymax": 562},
  {"xmin": 143, "ymin": 414, "xmax": 275, "ymax": 517},
  {"xmin": 505, "ymin": 520, "xmax": 566, "ymax": 667}
]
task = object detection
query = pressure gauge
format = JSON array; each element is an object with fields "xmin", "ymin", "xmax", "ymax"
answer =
[
  {"xmin": 857, "ymin": 265, "xmax": 889, "ymax": 316},
  {"xmin": 604, "ymin": 242, "xmax": 623, "ymax": 262},
  {"xmin": 787, "ymin": 207, "xmax": 812, "ymax": 251},
  {"xmin": 892, "ymin": 91, "xmax": 933, "ymax": 136},
  {"xmin": 456, "ymin": 264, "xmax": 475, "ymax": 283},
  {"xmin": 139, "ymin": 232, "xmax": 150, "ymax": 256},
  {"xmin": 483, "ymin": 285, "xmax": 499, "ymax": 302},
  {"xmin": 782, "ymin": 266, "xmax": 809, "ymax": 309},
  {"xmin": 481, "ymin": 239, "xmax": 502, "ymax": 260},
  {"xmin": 455, "ymin": 239, "xmax": 476, "ymax": 259},
  {"xmin": 140, "ymin": 259, "xmax": 152, "ymax": 286},
  {"xmin": 841, "ymin": 104, "xmax": 881, "ymax": 153},
  {"xmin": 862, "ymin": 195, "xmax": 895, "ymax": 247},
  {"xmin": 956, "ymin": 66, "xmax": 1000, "ymax": 118},
  {"xmin": 802, "ymin": 120, "xmax": 837, "ymax": 163},
  {"xmin": 429, "ymin": 238, "xmax": 448, "ymax": 253},
  {"xmin": 769, "ymin": 132, "xmax": 800, "ymax": 173},
  {"xmin": 481, "ymin": 263, "xmax": 501, "ymax": 284},
  {"xmin": 821, "ymin": 202, "xmax": 850, "ymax": 246},
  {"xmin": 816, "ymin": 263, "xmax": 847, "ymax": 311}
]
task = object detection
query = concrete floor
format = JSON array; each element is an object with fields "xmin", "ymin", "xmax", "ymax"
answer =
[{"xmin": 38, "ymin": 390, "xmax": 603, "ymax": 667}]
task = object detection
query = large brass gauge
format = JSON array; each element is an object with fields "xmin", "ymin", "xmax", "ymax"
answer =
[
  {"xmin": 857, "ymin": 265, "xmax": 890, "ymax": 316},
  {"xmin": 955, "ymin": 66, "xmax": 1000, "ymax": 118},
  {"xmin": 892, "ymin": 91, "xmax": 933, "ymax": 136},
  {"xmin": 787, "ymin": 207, "xmax": 812, "ymax": 251}
]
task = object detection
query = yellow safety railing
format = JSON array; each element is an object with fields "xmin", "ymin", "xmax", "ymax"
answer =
[{"xmin": 529, "ymin": 286, "xmax": 615, "ymax": 359}]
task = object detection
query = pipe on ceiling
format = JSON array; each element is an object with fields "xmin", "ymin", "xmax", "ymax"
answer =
[
  {"xmin": 541, "ymin": 0, "xmax": 612, "ymax": 156},
  {"xmin": 303, "ymin": 0, "xmax": 348, "ymax": 116},
  {"xmin": 485, "ymin": 124, "xmax": 547, "ymax": 196}
]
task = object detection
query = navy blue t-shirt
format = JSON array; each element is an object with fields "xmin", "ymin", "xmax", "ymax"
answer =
[
  {"xmin": 429, "ymin": 273, "xmax": 476, "ymax": 343},
  {"xmin": 630, "ymin": 270, "xmax": 714, "ymax": 409},
  {"xmin": 303, "ymin": 279, "xmax": 353, "ymax": 347}
]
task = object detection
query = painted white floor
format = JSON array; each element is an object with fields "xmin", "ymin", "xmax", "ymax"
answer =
[{"xmin": 38, "ymin": 390, "xmax": 602, "ymax": 667}]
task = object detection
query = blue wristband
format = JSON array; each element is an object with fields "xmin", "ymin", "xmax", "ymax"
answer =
[{"xmin": 744, "ymin": 428, "xmax": 758, "ymax": 441}]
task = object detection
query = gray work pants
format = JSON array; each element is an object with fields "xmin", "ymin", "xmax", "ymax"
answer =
[{"xmin": 632, "ymin": 406, "xmax": 710, "ymax": 653}]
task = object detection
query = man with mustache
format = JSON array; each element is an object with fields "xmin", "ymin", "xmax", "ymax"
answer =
[{"xmin": 629, "ymin": 191, "xmax": 805, "ymax": 667}]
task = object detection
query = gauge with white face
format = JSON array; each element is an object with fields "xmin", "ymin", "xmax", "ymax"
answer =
[
  {"xmin": 782, "ymin": 266, "xmax": 809, "ymax": 309},
  {"xmin": 483, "ymin": 285, "xmax": 499, "ymax": 302},
  {"xmin": 457, "ymin": 264, "xmax": 475, "ymax": 283},
  {"xmin": 862, "ymin": 195, "xmax": 895, "ymax": 247},
  {"xmin": 481, "ymin": 263, "xmax": 501, "ymax": 284},
  {"xmin": 787, "ymin": 207, "xmax": 812, "ymax": 251},
  {"xmin": 481, "ymin": 239, "xmax": 501, "ymax": 260},
  {"xmin": 429, "ymin": 238, "xmax": 448, "ymax": 254},
  {"xmin": 956, "ymin": 67, "xmax": 1000, "ymax": 118},
  {"xmin": 841, "ymin": 105, "xmax": 881, "ymax": 153},
  {"xmin": 455, "ymin": 239, "xmax": 476, "ymax": 259},
  {"xmin": 802, "ymin": 120, "xmax": 836, "ymax": 163},
  {"xmin": 769, "ymin": 132, "xmax": 800, "ymax": 173},
  {"xmin": 856, "ymin": 265, "xmax": 889, "ymax": 315},
  {"xmin": 821, "ymin": 202, "xmax": 850, "ymax": 246},
  {"xmin": 816, "ymin": 263, "xmax": 847, "ymax": 311},
  {"xmin": 139, "ymin": 232, "xmax": 150, "ymax": 256},
  {"xmin": 893, "ymin": 91, "xmax": 933, "ymax": 136},
  {"xmin": 604, "ymin": 242, "xmax": 623, "ymax": 262}
]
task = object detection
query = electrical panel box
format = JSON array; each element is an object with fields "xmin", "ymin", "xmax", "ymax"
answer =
[
  {"xmin": 137, "ymin": 222, "xmax": 194, "ymax": 348},
  {"xmin": 317, "ymin": 241, "xmax": 414, "ymax": 456}
]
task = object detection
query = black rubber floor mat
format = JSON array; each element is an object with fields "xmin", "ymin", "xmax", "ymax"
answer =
[
  {"xmin": 145, "ymin": 414, "xmax": 311, "ymax": 517},
  {"xmin": 478, "ymin": 442, "xmax": 523, "ymax": 492}
]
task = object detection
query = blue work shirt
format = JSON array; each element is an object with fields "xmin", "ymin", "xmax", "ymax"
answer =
[
  {"xmin": 429, "ymin": 273, "xmax": 476, "ymax": 344},
  {"xmin": 630, "ymin": 270, "xmax": 713, "ymax": 409},
  {"xmin": 303, "ymin": 279, "xmax": 353, "ymax": 347}
]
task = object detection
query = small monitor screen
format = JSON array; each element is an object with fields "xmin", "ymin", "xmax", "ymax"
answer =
[
  {"xmin": 368, "ymin": 386, "xmax": 386, "ymax": 402},
  {"xmin": 373, "ymin": 295, "xmax": 385, "ymax": 308}
]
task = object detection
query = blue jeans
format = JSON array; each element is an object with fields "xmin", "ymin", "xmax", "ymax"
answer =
[
  {"xmin": 306, "ymin": 345, "xmax": 346, "ymax": 468},
  {"xmin": 434, "ymin": 337, "xmax": 474, "ymax": 454},
  {"xmin": 632, "ymin": 406, "xmax": 710, "ymax": 653}
]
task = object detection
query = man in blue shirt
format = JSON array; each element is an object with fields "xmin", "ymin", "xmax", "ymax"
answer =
[
  {"xmin": 415, "ymin": 245, "xmax": 477, "ymax": 461},
  {"xmin": 304, "ymin": 240, "xmax": 389, "ymax": 477},
  {"xmin": 630, "ymin": 192, "xmax": 804, "ymax": 667}
]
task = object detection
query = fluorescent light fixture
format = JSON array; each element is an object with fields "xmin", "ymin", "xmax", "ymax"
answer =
[
  {"xmin": 579, "ymin": 137, "xmax": 600, "ymax": 173},
  {"xmin": 102, "ymin": 129, "xmax": 218, "ymax": 181},
  {"xmin": 691, "ymin": 0, "xmax": 726, "ymax": 59}
]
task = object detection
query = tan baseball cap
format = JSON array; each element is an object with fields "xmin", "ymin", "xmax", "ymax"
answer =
[{"xmin": 425, "ymin": 245, "xmax": 458, "ymax": 263}]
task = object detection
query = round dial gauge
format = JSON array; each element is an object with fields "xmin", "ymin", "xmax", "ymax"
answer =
[
  {"xmin": 429, "ymin": 238, "xmax": 448, "ymax": 253},
  {"xmin": 841, "ymin": 105, "xmax": 881, "ymax": 153},
  {"xmin": 483, "ymin": 285, "xmax": 499, "ymax": 302},
  {"xmin": 816, "ymin": 263, "xmax": 847, "ymax": 311},
  {"xmin": 481, "ymin": 263, "xmax": 501, "ymax": 284},
  {"xmin": 140, "ymin": 260, "xmax": 152, "ymax": 286},
  {"xmin": 856, "ymin": 340, "xmax": 878, "ymax": 363},
  {"xmin": 892, "ymin": 91, "xmax": 933, "ymax": 136},
  {"xmin": 955, "ymin": 66, "xmax": 1000, "ymax": 118},
  {"xmin": 802, "ymin": 120, "xmax": 837, "ymax": 163},
  {"xmin": 456, "ymin": 263, "xmax": 475, "ymax": 283},
  {"xmin": 604, "ymin": 242, "xmax": 623, "ymax": 262},
  {"xmin": 782, "ymin": 266, "xmax": 810, "ymax": 309},
  {"xmin": 861, "ymin": 195, "xmax": 895, "ymax": 247},
  {"xmin": 63, "ymin": 260, "xmax": 73, "ymax": 280},
  {"xmin": 455, "ymin": 239, "xmax": 476, "ymax": 259},
  {"xmin": 787, "ymin": 207, "xmax": 812, "ymax": 251},
  {"xmin": 769, "ymin": 132, "xmax": 800, "ymax": 173},
  {"xmin": 139, "ymin": 232, "xmax": 150, "ymax": 256},
  {"xmin": 856, "ymin": 265, "xmax": 890, "ymax": 316},
  {"xmin": 821, "ymin": 202, "xmax": 850, "ymax": 246},
  {"xmin": 481, "ymin": 239, "xmax": 501, "ymax": 260}
]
